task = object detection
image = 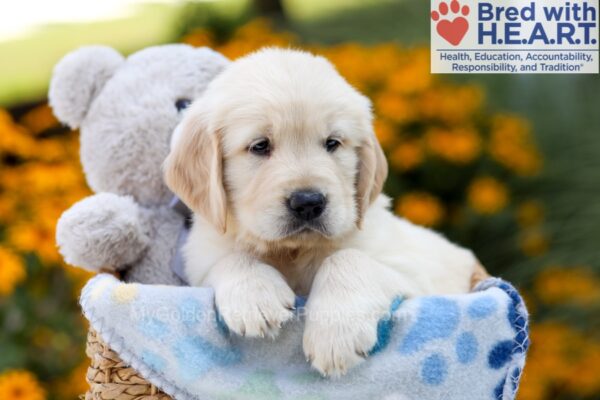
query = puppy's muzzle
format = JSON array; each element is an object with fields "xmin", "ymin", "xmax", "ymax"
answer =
[{"xmin": 286, "ymin": 189, "xmax": 327, "ymax": 221}]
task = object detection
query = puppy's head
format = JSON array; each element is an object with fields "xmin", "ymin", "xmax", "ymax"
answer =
[{"xmin": 165, "ymin": 48, "xmax": 387, "ymax": 247}]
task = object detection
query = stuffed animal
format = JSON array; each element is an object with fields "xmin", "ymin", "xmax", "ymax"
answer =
[{"xmin": 50, "ymin": 44, "xmax": 229, "ymax": 284}]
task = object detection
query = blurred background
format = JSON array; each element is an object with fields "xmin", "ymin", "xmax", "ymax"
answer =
[{"xmin": 0, "ymin": 1, "xmax": 598, "ymax": 399}]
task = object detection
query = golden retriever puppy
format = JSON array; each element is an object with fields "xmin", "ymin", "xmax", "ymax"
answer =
[{"xmin": 164, "ymin": 48, "xmax": 487, "ymax": 377}]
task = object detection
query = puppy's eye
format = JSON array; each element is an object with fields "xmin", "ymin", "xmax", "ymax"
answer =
[
  {"xmin": 325, "ymin": 138, "xmax": 341, "ymax": 153},
  {"xmin": 175, "ymin": 98, "xmax": 192, "ymax": 112},
  {"xmin": 249, "ymin": 138, "xmax": 271, "ymax": 156}
]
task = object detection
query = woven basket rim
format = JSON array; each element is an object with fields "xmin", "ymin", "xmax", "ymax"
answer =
[{"xmin": 84, "ymin": 328, "xmax": 172, "ymax": 400}]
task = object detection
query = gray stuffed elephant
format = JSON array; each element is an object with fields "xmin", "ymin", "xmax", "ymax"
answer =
[{"xmin": 50, "ymin": 44, "xmax": 229, "ymax": 284}]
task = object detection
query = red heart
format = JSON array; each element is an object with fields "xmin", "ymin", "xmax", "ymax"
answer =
[{"xmin": 436, "ymin": 17, "xmax": 469, "ymax": 46}]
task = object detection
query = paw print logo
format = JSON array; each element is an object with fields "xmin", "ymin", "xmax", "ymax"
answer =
[{"xmin": 431, "ymin": 0, "xmax": 470, "ymax": 46}]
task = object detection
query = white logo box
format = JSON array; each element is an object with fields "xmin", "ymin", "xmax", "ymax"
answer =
[{"xmin": 431, "ymin": 0, "xmax": 599, "ymax": 73}]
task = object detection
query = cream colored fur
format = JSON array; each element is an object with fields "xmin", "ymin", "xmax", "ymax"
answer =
[{"xmin": 164, "ymin": 48, "xmax": 479, "ymax": 377}]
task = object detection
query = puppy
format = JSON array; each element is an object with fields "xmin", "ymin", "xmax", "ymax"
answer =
[{"xmin": 164, "ymin": 48, "xmax": 488, "ymax": 377}]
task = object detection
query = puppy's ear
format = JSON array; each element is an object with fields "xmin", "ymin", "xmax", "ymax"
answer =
[
  {"xmin": 164, "ymin": 109, "xmax": 227, "ymax": 234},
  {"xmin": 356, "ymin": 131, "xmax": 388, "ymax": 227}
]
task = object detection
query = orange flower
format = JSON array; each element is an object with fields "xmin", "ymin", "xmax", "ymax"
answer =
[
  {"xmin": 0, "ymin": 370, "xmax": 45, "ymax": 400},
  {"xmin": 375, "ymin": 91, "xmax": 414, "ymax": 124},
  {"xmin": 390, "ymin": 140, "xmax": 423, "ymax": 171},
  {"xmin": 467, "ymin": 177, "xmax": 509, "ymax": 214},
  {"xmin": 0, "ymin": 246, "xmax": 25, "ymax": 296},
  {"xmin": 368, "ymin": 44, "xmax": 403, "ymax": 82},
  {"xmin": 0, "ymin": 193, "xmax": 17, "ymax": 223},
  {"xmin": 373, "ymin": 119, "xmax": 397, "ymax": 149},
  {"xmin": 387, "ymin": 48, "xmax": 431, "ymax": 94},
  {"xmin": 214, "ymin": 18, "xmax": 297, "ymax": 60},
  {"xmin": 8, "ymin": 223, "xmax": 61, "ymax": 265},
  {"xmin": 181, "ymin": 28, "xmax": 215, "ymax": 48},
  {"xmin": 19, "ymin": 104, "xmax": 59, "ymax": 135},
  {"xmin": 419, "ymin": 86, "xmax": 483, "ymax": 124},
  {"xmin": 533, "ymin": 267, "xmax": 600, "ymax": 306},
  {"xmin": 520, "ymin": 322, "xmax": 600, "ymax": 399},
  {"xmin": 489, "ymin": 114, "xmax": 541, "ymax": 176},
  {"xmin": 425, "ymin": 127, "xmax": 481, "ymax": 164},
  {"xmin": 396, "ymin": 192, "xmax": 445, "ymax": 226},
  {"xmin": 0, "ymin": 109, "xmax": 37, "ymax": 158},
  {"xmin": 321, "ymin": 44, "xmax": 375, "ymax": 90}
]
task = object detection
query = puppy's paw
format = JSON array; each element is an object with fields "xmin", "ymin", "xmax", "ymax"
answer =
[
  {"xmin": 300, "ymin": 248, "xmax": 407, "ymax": 377},
  {"xmin": 303, "ymin": 308, "xmax": 379, "ymax": 377},
  {"xmin": 214, "ymin": 263, "xmax": 295, "ymax": 338}
]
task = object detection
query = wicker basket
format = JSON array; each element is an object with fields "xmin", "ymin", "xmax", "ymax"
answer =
[{"xmin": 83, "ymin": 329, "xmax": 172, "ymax": 400}]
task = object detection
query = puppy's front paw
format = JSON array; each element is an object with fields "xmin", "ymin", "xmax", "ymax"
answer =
[
  {"xmin": 214, "ymin": 264, "xmax": 295, "ymax": 338},
  {"xmin": 301, "ymin": 248, "xmax": 405, "ymax": 377},
  {"xmin": 303, "ymin": 306, "xmax": 379, "ymax": 377}
]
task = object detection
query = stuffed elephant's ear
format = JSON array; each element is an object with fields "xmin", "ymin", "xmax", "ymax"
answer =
[{"xmin": 49, "ymin": 46, "xmax": 124, "ymax": 129}]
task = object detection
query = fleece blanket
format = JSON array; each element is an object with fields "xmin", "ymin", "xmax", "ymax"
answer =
[{"xmin": 80, "ymin": 274, "xmax": 529, "ymax": 400}]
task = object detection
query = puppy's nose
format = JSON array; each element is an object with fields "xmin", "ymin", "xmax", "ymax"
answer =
[{"xmin": 287, "ymin": 190, "xmax": 327, "ymax": 221}]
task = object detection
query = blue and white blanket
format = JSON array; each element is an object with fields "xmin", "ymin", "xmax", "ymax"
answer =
[{"xmin": 80, "ymin": 274, "xmax": 529, "ymax": 400}]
